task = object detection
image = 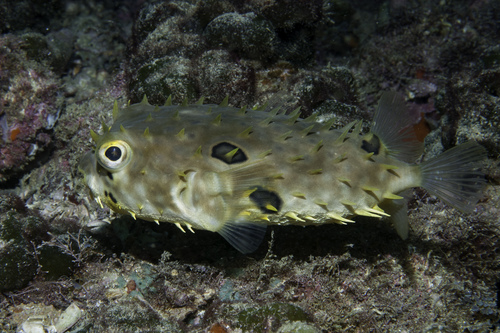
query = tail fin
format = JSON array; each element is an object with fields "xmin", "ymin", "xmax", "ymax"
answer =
[{"xmin": 420, "ymin": 141, "xmax": 487, "ymax": 213}]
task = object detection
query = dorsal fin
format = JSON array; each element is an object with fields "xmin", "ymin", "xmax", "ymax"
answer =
[{"xmin": 371, "ymin": 92, "xmax": 424, "ymax": 162}]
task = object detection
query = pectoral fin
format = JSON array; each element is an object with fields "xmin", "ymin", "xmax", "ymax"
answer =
[{"xmin": 218, "ymin": 221, "xmax": 267, "ymax": 254}]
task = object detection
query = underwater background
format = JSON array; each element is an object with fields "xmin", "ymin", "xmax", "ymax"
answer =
[{"xmin": 0, "ymin": 0, "xmax": 499, "ymax": 331}]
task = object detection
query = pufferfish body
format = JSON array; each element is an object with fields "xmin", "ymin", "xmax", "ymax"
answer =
[{"xmin": 79, "ymin": 93, "xmax": 486, "ymax": 253}]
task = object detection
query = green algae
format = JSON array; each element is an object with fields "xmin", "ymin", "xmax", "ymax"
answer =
[
  {"xmin": 204, "ymin": 12, "xmax": 278, "ymax": 61},
  {"xmin": 237, "ymin": 302, "xmax": 311, "ymax": 332},
  {"xmin": 0, "ymin": 213, "xmax": 41, "ymax": 291},
  {"xmin": 0, "ymin": 242, "xmax": 38, "ymax": 292},
  {"xmin": 84, "ymin": 299, "xmax": 183, "ymax": 332},
  {"xmin": 129, "ymin": 56, "xmax": 198, "ymax": 105},
  {"xmin": 37, "ymin": 245, "xmax": 74, "ymax": 280}
]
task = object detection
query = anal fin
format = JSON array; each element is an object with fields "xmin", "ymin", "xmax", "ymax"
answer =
[
  {"xmin": 381, "ymin": 197, "xmax": 409, "ymax": 239},
  {"xmin": 218, "ymin": 221, "xmax": 267, "ymax": 254},
  {"xmin": 390, "ymin": 200, "xmax": 409, "ymax": 239}
]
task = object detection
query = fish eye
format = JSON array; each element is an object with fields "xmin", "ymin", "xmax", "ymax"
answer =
[
  {"xmin": 97, "ymin": 140, "xmax": 132, "ymax": 171},
  {"xmin": 105, "ymin": 146, "xmax": 122, "ymax": 161}
]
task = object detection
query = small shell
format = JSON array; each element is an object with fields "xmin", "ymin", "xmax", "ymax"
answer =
[{"xmin": 54, "ymin": 303, "xmax": 83, "ymax": 333}]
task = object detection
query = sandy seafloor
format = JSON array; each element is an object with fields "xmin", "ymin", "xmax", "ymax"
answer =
[{"xmin": 0, "ymin": 0, "xmax": 499, "ymax": 332}]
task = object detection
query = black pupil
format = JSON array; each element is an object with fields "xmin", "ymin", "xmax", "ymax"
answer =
[{"xmin": 105, "ymin": 146, "xmax": 122, "ymax": 161}]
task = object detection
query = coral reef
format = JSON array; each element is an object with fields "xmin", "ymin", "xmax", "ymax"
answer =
[
  {"xmin": 0, "ymin": 34, "xmax": 62, "ymax": 184},
  {"xmin": 0, "ymin": 0, "xmax": 499, "ymax": 332},
  {"xmin": 126, "ymin": 0, "xmax": 354, "ymax": 118}
]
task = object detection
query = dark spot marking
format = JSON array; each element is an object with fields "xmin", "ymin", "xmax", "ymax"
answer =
[
  {"xmin": 104, "ymin": 190, "xmax": 108, "ymax": 197},
  {"xmin": 105, "ymin": 146, "xmax": 122, "ymax": 161},
  {"xmin": 361, "ymin": 134, "xmax": 381, "ymax": 155},
  {"xmin": 249, "ymin": 187, "xmax": 282, "ymax": 214},
  {"xmin": 107, "ymin": 171, "xmax": 113, "ymax": 180},
  {"xmin": 96, "ymin": 164, "xmax": 108, "ymax": 177},
  {"xmin": 108, "ymin": 191, "xmax": 118, "ymax": 204},
  {"xmin": 211, "ymin": 142, "xmax": 248, "ymax": 164}
]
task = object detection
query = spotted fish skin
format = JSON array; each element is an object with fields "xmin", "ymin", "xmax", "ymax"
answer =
[{"xmin": 79, "ymin": 93, "xmax": 487, "ymax": 253}]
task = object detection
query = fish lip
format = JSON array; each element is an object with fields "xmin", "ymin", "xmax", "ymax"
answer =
[
  {"xmin": 78, "ymin": 151, "xmax": 100, "ymax": 196},
  {"xmin": 78, "ymin": 151, "xmax": 95, "ymax": 176}
]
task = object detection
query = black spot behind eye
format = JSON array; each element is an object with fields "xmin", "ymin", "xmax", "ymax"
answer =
[
  {"xmin": 249, "ymin": 187, "xmax": 282, "ymax": 214},
  {"xmin": 211, "ymin": 142, "xmax": 248, "ymax": 164},
  {"xmin": 107, "ymin": 172, "xmax": 113, "ymax": 180},
  {"xmin": 104, "ymin": 190, "xmax": 118, "ymax": 204},
  {"xmin": 108, "ymin": 191, "xmax": 118, "ymax": 204},
  {"xmin": 361, "ymin": 134, "xmax": 381, "ymax": 155},
  {"xmin": 105, "ymin": 146, "xmax": 122, "ymax": 161}
]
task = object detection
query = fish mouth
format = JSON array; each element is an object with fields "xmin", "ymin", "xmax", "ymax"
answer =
[
  {"xmin": 78, "ymin": 152, "xmax": 95, "ymax": 180},
  {"xmin": 78, "ymin": 151, "xmax": 100, "ymax": 197}
]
